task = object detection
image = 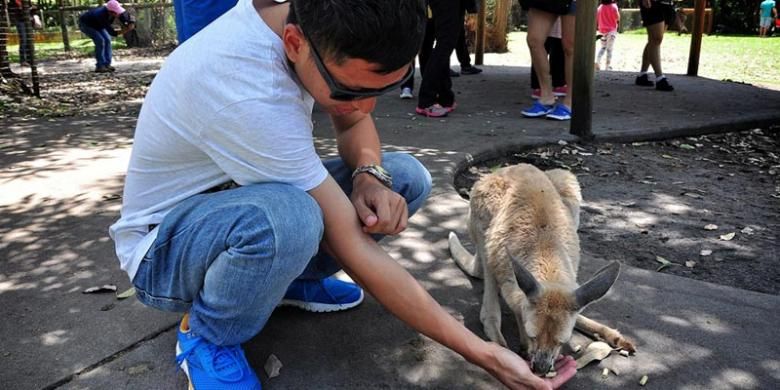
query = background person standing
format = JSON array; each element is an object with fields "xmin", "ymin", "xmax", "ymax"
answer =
[
  {"xmin": 416, "ymin": 0, "xmax": 461, "ymax": 117},
  {"xmin": 759, "ymin": 0, "xmax": 777, "ymax": 37},
  {"xmin": 173, "ymin": 0, "xmax": 238, "ymax": 43},
  {"xmin": 7, "ymin": 0, "xmax": 40, "ymax": 67},
  {"xmin": 635, "ymin": 0, "xmax": 675, "ymax": 91},
  {"xmin": 596, "ymin": 0, "xmax": 620, "ymax": 71},
  {"xmin": 78, "ymin": 0, "xmax": 135, "ymax": 73}
]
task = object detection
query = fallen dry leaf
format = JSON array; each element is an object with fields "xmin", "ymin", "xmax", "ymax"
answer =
[
  {"xmin": 685, "ymin": 261, "xmax": 696, "ymax": 268},
  {"xmin": 83, "ymin": 285, "xmax": 117, "ymax": 294},
  {"xmin": 719, "ymin": 232, "xmax": 736, "ymax": 241},
  {"xmin": 116, "ymin": 287, "xmax": 136, "ymax": 300},
  {"xmin": 655, "ymin": 256, "xmax": 676, "ymax": 272},
  {"xmin": 264, "ymin": 354, "xmax": 283, "ymax": 378},
  {"xmin": 700, "ymin": 249, "xmax": 713, "ymax": 256},
  {"xmin": 575, "ymin": 341, "xmax": 613, "ymax": 369},
  {"xmin": 704, "ymin": 224, "xmax": 718, "ymax": 231}
]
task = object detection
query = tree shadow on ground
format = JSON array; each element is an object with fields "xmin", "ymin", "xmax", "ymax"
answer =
[{"xmin": 0, "ymin": 118, "xmax": 179, "ymax": 389}]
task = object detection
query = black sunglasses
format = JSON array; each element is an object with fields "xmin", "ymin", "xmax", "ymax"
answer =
[{"xmin": 298, "ymin": 26, "xmax": 413, "ymax": 101}]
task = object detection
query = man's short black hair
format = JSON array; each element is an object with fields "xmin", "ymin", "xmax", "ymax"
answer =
[{"xmin": 288, "ymin": 0, "xmax": 426, "ymax": 74}]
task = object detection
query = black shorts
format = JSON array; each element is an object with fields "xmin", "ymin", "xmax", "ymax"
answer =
[{"xmin": 640, "ymin": 1, "xmax": 675, "ymax": 27}]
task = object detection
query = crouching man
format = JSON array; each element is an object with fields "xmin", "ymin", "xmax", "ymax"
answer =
[{"xmin": 109, "ymin": 0, "xmax": 577, "ymax": 388}]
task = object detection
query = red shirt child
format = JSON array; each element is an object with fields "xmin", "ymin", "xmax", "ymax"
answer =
[{"xmin": 597, "ymin": 1, "xmax": 620, "ymax": 34}]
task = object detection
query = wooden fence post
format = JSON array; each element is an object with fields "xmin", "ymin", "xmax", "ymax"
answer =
[
  {"xmin": 686, "ymin": 0, "xmax": 705, "ymax": 76},
  {"xmin": 58, "ymin": 0, "xmax": 70, "ymax": 51},
  {"xmin": 475, "ymin": 0, "xmax": 486, "ymax": 65},
  {"xmin": 570, "ymin": 0, "xmax": 597, "ymax": 138}
]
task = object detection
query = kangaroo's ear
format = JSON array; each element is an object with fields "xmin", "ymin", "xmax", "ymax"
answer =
[
  {"xmin": 506, "ymin": 247, "xmax": 540, "ymax": 301},
  {"xmin": 574, "ymin": 261, "xmax": 621, "ymax": 309}
]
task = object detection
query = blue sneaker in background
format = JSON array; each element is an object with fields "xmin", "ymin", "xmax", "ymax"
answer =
[
  {"xmin": 279, "ymin": 276, "xmax": 364, "ymax": 312},
  {"xmin": 521, "ymin": 101, "xmax": 554, "ymax": 118},
  {"xmin": 176, "ymin": 314, "xmax": 262, "ymax": 390},
  {"xmin": 546, "ymin": 103, "xmax": 572, "ymax": 121}
]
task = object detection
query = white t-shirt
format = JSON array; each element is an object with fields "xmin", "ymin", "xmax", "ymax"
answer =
[{"xmin": 109, "ymin": 0, "xmax": 328, "ymax": 281}]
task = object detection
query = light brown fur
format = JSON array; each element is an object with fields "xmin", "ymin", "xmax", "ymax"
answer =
[{"xmin": 449, "ymin": 164, "xmax": 635, "ymax": 373}]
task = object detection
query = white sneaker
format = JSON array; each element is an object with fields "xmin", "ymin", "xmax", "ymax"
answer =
[{"xmin": 399, "ymin": 87, "xmax": 413, "ymax": 99}]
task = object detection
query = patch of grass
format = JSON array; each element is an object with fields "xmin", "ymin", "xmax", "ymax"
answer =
[
  {"xmin": 7, "ymin": 38, "xmax": 128, "ymax": 63},
  {"xmin": 615, "ymin": 30, "xmax": 780, "ymax": 88}
]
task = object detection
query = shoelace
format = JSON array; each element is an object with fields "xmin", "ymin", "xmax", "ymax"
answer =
[{"xmin": 176, "ymin": 337, "xmax": 246, "ymax": 383}]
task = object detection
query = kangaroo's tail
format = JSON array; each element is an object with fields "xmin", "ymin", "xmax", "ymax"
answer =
[{"xmin": 448, "ymin": 231, "xmax": 483, "ymax": 279}]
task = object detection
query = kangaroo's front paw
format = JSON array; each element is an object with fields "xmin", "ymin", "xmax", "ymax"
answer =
[{"xmin": 613, "ymin": 336, "xmax": 636, "ymax": 353}]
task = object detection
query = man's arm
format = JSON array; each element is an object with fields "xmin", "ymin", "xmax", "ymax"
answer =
[
  {"xmin": 331, "ymin": 108, "xmax": 381, "ymax": 169},
  {"xmin": 330, "ymin": 108, "xmax": 408, "ymax": 235},
  {"xmin": 308, "ymin": 176, "xmax": 576, "ymax": 389}
]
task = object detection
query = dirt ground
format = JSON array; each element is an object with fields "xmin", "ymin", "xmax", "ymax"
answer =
[
  {"xmin": 0, "ymin": 46, "xmax": 172, "ymax": 119},
  {"xmin": 4, "ymin": 47, "xmax": 778, "ymax": 296},
  {"xmin": 455, "ymin": 128, "xmax": 780, "ymax": 295}
]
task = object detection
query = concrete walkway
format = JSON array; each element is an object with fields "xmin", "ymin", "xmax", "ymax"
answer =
[{"xmin": 1, "ymin": 65, "xmax": 779, "ymax": 390}]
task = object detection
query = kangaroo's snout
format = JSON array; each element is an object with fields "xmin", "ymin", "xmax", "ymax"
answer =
[{"xmin": 531, "ymin": 351, "xmax": 556, "ymax": 374}]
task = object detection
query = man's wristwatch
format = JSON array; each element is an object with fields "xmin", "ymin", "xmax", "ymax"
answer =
[{"xmin": 351, "ymin": 164, "xmax": 393, "ymax": 188}]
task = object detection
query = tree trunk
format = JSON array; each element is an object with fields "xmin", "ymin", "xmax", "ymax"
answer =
[{"xmin": 488, "ymin": 0, "xmax": 510, "ymax": 52}]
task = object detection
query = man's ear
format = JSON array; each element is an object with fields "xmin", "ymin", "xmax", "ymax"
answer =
[{"xmin": 282, "ymin": 24, "xmax": 306, "ymax": 64}]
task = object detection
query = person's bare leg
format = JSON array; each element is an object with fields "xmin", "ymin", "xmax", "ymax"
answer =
[
  {"xmin": 560, "ymin": 14, "xmax": 575, "ymax": 107},
  {"xmin": 646, "ymin": 22, "xmax": 665, "ymax": 77},
  {"xmin": 526, "ymin": 9, "xmax": 557, "ymax": 106},
  {"xmin": 640, "ymin": 42, "xmax": 650, "ymax": 73}
]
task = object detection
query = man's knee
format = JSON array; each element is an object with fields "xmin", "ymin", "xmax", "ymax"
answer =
[
  {"xmin": 225, "ymin": 184, "xmax": 324, "ymax": 260},
  {"xmin": 383, "ymin": 153, "xmax": 432, "ymax": 211}
]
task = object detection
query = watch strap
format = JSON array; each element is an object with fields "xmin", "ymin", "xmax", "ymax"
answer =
[{"xmin": 351, "ymin": 164, "xmax": 393, "ymax": 188}]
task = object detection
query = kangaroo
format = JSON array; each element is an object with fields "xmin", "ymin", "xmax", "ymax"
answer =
[{"xmin": 449, "ymin": 164, "xmax": 635, "ymax": 374}]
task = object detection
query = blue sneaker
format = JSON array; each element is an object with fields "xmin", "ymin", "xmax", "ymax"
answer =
[
  {"xmin": 521, "ymin": 101, "xmax": 554, "ymax": 118},
  {"xmin": 176, "ymin": 314, "xmax": 261, "ymax": 390},
  {"xmin": 279, "ymin": 276, "xmax": 364, "ymax": 312},
  {"xmin": 546, "ymin": 103, "xmax": 572, "ymax": 121}
]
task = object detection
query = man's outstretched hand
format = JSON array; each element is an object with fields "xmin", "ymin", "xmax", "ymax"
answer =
[
  {"xmin": 351, "ymin": 174, "xmax": 408, "ymax": 235},
  {"xmin": 483, "ymin": 343, "xmax": 577, "ymax": 390}
]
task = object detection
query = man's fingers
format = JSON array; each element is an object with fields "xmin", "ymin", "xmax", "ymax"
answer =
[
  {"xmin": 372, "ymin": 197, "xmax": 392, "ymax": 230},
  {"xmin": 527, "ymin": 375, "xmax": 552, "ymax": 390},
  {"xmin": 353, "ymin": 200, "xmax": 377, "ymax": 228},
  {"xmin": 553, "ymin": 355, "xmax": 574, "ymax": 371},
  {"xmin": 391, "ymin": 197, "xmax": 408, "ymax": 234},
  {"xmin": 546, "ymin": 357, "xmax": 577, "ymax": 389}
]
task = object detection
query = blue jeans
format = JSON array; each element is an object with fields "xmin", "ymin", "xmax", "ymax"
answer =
[
  {"xmin": 16, "ymin": 21, "xmax": 30, "ymax": 64},
  {"xmin": 132, "ymin": 152, "xmax": 432, "ymax": 346},
  {"xmin": 79, "ymin": 23, "xmax": 112, "ymax": 67}
]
